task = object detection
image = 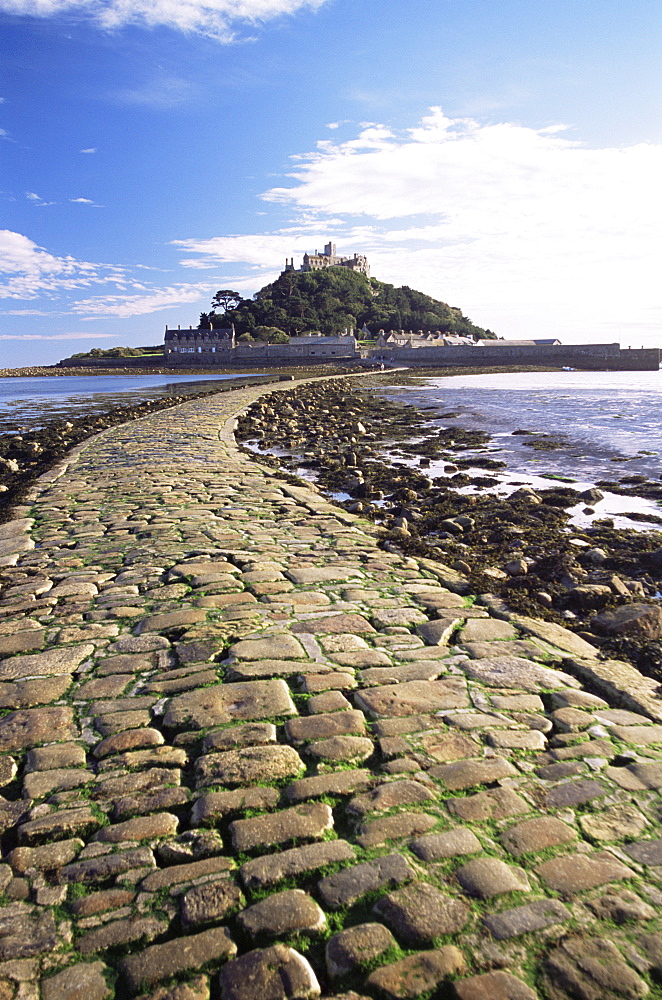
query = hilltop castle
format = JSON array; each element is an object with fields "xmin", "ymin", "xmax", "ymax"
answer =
[{"xmin": 283, "ymin": 241, "xmax": 370, "ymax": 278}]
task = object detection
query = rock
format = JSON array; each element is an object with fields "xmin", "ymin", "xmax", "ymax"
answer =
[
  {"xmin": 348, "ymin": 779, "xmax": 436, "ymax": 817},
  {"xmin": 203, "ymin": 723, "xmax": 277, "ymax": 753},
  {"xmin": 285, "ymin": 710, "xmax": 366, "ymax": 744},
  {"xmin": 623, "ymin": 838, "xmax": 662, "ymax": 866},
  {"xmin": 229, "ymin": 802, "xmax": 332, "ymax": 852},
  {"xmin": 429, "ymin": 757, "xmax": 516, "ymax": 791},
  {"xmin": 579, "ymin": 803, "xmax": 648, "ymax": 841},
  {"xmin": 544, "ymin": 779, "xmax": 607, "ymax": 809},
  {"xmin": 569, "ymin": 585, "xmax": 612, "ymax": 610},
  {"xmin": 41, "ymin": 962, "xmax": 111, "ymax": 1000},
  {"xmin": 228, "ymin": 635, "xmax": 307, "ymax": 660},
  {"xmin": 240, "ymin": 840, "xmax": 355, "ymax": 891},
  {"xmin": 285, "ymin": 769, "xmax": 372, "ymax": 804},
  {"xmin": 196, "ymin": 745, "xmax": 303, "ymax": 788},
  {"xmin": 140, "ymin": 856, "xmax": 233, "ymax": 892},
  {"xmin": 18, "ymin": 806, "xmax": 100, "ymax": 845},
  {"xmin": 592, "ymin": 603, "xmax": 662, "ymax": 639},
  {"xmin": 93, "ymin": 812, "xmax": 179, "ymax": 843},
  {"xmin": 77, "ymin": 916, "xmax": 168, "ymax": 955},
  {"xmin": 587, "ymin": 890, "xmax": 656, "ymax": 924},
  {"xmin": 135, "ymin": 977, "xmax": 209, "ymax": 1000},
  {"xmin": 238, "ymin": 889, "xmax": 326, "ymax": 940},
  {"xmin": 135, "ymin": 609, "xmax": 208, "ymax": 634},
  {"xmin": 374, "ymin": 882, "xmax": 470, "ymax": 944},
  {"xmin": 365, "ymin": 947, "xmax": 465, "ymax": 999},
  {"xmin": 70, "ymin": 888, "xmax": 135, "ymax": 916},
  {"xmin": 164, "ymin": 679, "xmax": 296, "ymax": 729},
  {"xmin": 317, "ymin": 853, "xmax": 415, "ymax": 909},
  {"xmin": 507, "ymin": 615, "xmax": 599, "ymax": 658},
  {"xmin": 59, "ymin": 846, "xmax": 155, "ymax": 884},
  {"xmin": 326, "ymin": 922, "xmax": 397, "ymax": 979},
  {"xmin": 460, "ymin": 619, "xmax": 518, "ymax": 642},
  {"xmin": 0, "ymin": 706, "xmax": 77, "ymax": 752},
  {"xmin": 218, "ymin": 945, "xmax": 320, "ymax": 1000},
  {"xmin": 9, "ymin": 838, "xmax": 84, "ymax": 873},
  {"xmin": 454, "ymin": 971, "xmax": 538, "ymax": 1000},
  {"xmin": 410, "ymin": 827, "xmax": 482, "ymax": 861},
  {"xmin": 305, "ymin": 735, "xmax": 373, "ymax": 766},
  {"xmin": 192, "ymin": 787, "xmax": 280, "ymax": 825},
  {"xmin": 446, "ymin": 787, "xmax": 530, "ymax": 822},
  {"xmin": 355, "ymin": 678, "xmax": 468, "ymax": 717},
  {"xmin": 181, "ymin": 878, "xmax": 244, "ymax": 928},
  {"xmin": 542, "ymin": 934, "xmax": 648, "ymax": 1000},
  {"xmin": 0, "ymin": 908, "xmax": 60, "ymax": 959},
  {"xmin": 456, "ymin": 857, "xmax": 530, "ymax": 898},
  {"xmin": 415, "ymin": 618, "xmax": 464, "ymax": 645},
  {"xmin": 357, "ymin": 811, "xmax": 437, "ymax": 848},
  {"xmin": 458, "ymin": 656, "xmax": 579, "ymax": 692},
  {"xmin": 500, "ymin": 817, "xmax": 578, "ymax": 856},
  {"xmin": 484, "ymin": 899, "xmax": 571, "ymax": 940},
  {"xmin": 0, "ymin": 675, "xmax": 71, "ymax": 709},
  {"xmin": 120, "ymin": 927, "xmax": 236, "ymax": 992},
  {"xmin": 536, "ymin": 852, "xmax": 633, "ymax": 894},
  {"xmin": 0, "ymin": 644, "xmax": 94, "ymax": 681}
]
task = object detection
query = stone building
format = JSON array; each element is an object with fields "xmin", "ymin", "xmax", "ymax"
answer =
[
  {"xmin": 164, "ymin": 326, "xmax": 357, "ymax": 366},
  {"xmin": 164, "ymin": 326, "xmax": 235, "ymax": 360},
  {"xmin": 375, "ymin": 330, "xmax": 476, "ymax": 349},
  {"xmin": 284, "ymin": 241, "xmax": 370, "ymax": 278}
]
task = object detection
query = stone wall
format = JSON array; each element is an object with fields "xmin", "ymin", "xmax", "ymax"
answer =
[
  {"xmin": 368, "ymin": 342, "xmax": 660, "ymax": 371},
  {"xmin": 165, "ymin": 338, "xmax": 358, "ymax": 367}
]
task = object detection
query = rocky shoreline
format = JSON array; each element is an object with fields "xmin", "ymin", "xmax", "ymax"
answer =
[{"xmin": 235, "ymin": 378, "xmax": 662, "ymax": 680}]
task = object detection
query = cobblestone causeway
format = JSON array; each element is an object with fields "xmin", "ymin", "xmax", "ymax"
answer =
[{"xmin": 1, "ymin": 376, "xmax": 662, "ymax": 1000}]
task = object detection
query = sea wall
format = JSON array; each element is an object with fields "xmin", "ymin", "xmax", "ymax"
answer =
[{"xmin": 369, "ymin": 343, "xmax": 660, "ymax": 370}]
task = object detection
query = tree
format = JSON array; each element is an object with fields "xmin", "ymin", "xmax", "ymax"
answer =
[
  {"xmin": 211, "ymin": 290, "xmax": 242, "ymax": 314},
  {"xmin": 253, "ymin": 326, "xmax": 289, "ymax": 343}
]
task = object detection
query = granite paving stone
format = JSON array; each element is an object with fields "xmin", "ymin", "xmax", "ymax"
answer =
[
  {"xmin": 373, "ymin": 882, "xmax": 470, "ymax": 944},
  {"xmin": 456, "ymin": 858, "xmax": 530, "ymax": 898},
  {"xmin": 535, "ymin": 852, "xmax": 634, "ymax": 893},
  {"xmin": 483, "ymin": 899, "xmax": 571, "ymax": 940},
  {"xmin": 364, "ymin": 947, "xmax": 466, "ymax": 999},
  {"xmin": 238, "ymin": 889, "xmax": 326, "ymax": 940},
  {"xmin": 325, "ymin": 922, "xmax": 397, "ymax": 979},
  {"xmin": 454, "ymin": 971, "xmax": 538, "ymax": 1000},
  {"xmin": 317, "ymin": 853, "xmax": 416, "ymax": 909}
]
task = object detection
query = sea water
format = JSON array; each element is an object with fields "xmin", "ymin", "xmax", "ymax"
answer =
[
  {"xmin": 378, "ymin": 369, "xmax": 662, "ymax": 530},
  {"xmin": 0, "ymin": 372, "xmax": 264, "ymax": 431}
]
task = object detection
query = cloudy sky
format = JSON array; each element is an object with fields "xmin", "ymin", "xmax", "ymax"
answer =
[{"xmin": 1, "ymin": 0, "xmax": 661, "ymax": 366}]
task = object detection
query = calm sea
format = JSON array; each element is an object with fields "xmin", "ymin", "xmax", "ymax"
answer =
[
  {"xmin": 0, "ymin": 372, "xmax": 264, "ymax": 431},
  {"xmin": 380, "ymin": 369, "xmax": 662, "ymax": 529}
]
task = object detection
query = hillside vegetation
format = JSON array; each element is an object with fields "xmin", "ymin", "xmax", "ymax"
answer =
[{"xmin": 202, "ymin": 268, "xmax": 496, "ymax": 340}]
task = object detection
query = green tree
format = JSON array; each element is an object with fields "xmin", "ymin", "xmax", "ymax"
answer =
[{"xmin": 211, "ymin": 289, "xmax": 242, "ymax": 314}]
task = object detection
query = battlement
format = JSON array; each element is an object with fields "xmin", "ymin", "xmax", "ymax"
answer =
[{"xmin": 284, "ymin": 240, "xmax": 370, "ymax": 277}]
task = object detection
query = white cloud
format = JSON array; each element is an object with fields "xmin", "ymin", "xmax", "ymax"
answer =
[
  {"xmin": 25, "ymin": 191, "xmax": 42, "ymax": 201},
  {"xmin": 175, "ymin": 108, "xmax": 661, "ymax": 343},
  {"xmin": 69, "ymin": 197, "xmax": 102, "ymax": 206},
  {"xmin": 80, "ymin": 147, "xmax": 97, "ymax": 154},
  {"xmin": 0, "ymin": 230, "xmax": 212, "ymax": 323},
  {"xmin": 71, "ymin": 283, "xmax": 210, "ymax": 318},
  {"xmin": 0, "ymin": 0, "xmax": 331, "ymax": 41},
  {"xmin": 0, "ymin": 229, "xmax": 123, "ymax": 299}
]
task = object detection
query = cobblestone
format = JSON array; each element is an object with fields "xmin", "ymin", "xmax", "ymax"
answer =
[{"xmin": 1, "ymin": 375, "xmax": 661, "ymax": 998}]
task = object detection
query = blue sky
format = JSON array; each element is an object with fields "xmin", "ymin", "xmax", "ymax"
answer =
[{"xmin": 1, "ymin": 0, "xmax": 661, "ymax": 366}]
